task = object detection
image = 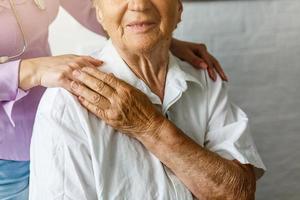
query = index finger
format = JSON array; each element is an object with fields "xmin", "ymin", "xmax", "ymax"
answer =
[
  {"xmin": 73, "ymin": 69, "xmax": 115, "ymax": 99},
  {"xmin": 210, "ymin": 55, "xmax": 228, "ymax": 81},
  {"xmin": 81, "ymin": 67, "xmax": 119, "ymax": 88},
  {"xmin": 80, "ymin": 56, "xmax": 104, "ymax": 66}
]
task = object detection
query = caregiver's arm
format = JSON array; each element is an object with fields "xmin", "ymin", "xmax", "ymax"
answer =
[
  {"xmin": 0, "ymin": 55, "xmax": 101, "ymax": 126},
  {"xmin": 1, "ymin": 60, "xmax": 29, "ymax": 125},
  {"xmin": 71, "ymin": 67, "xmax": 255, "ymax": 200},
  {"xmin": 170, "ymin": 38, "xmax": 228, "ymax": 81},
  {"xmin": 18, "ymin": 55, "xmax": 102, "ymax": 91}
]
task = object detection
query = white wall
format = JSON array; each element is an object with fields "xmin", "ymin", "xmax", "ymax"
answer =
[
  {"xmin": 49, "ymin": 1, "xmax": 300, "ymax": 199},
  {"xmin": 175, "ymin": 1, "xmax": 300, "ymax": 200},
  {"xmin": 49, "ymin": 8, "xmax": 106, "ymax": 55}
]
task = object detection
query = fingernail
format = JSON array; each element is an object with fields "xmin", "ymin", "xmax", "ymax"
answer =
[
  {"xmin": 73, "ymin": 70, "xmax": 81, "ymax": 77},
  {"xmin": 212, "ymin": 74, "xmax": 217, "ymax": 81},
  {"xmin": 224, "ymin": 74, "xmax": 229, "ymax": 81},
  {"xmin": 71, "ymin": 81, "xmax": 79, "ymax": 89},
  {"xmin": 96, "ymin": 60, "xmax": 104, "ymax": 65}
]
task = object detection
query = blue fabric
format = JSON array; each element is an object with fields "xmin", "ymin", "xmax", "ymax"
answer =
[{"xmin": 0, "ymin": 160, "xmax": 29, "ymax": 200}]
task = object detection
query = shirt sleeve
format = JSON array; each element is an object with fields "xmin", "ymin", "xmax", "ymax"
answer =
[
  {"xmin": 204, "ymin": 74, "xmax": 266, "ymax": 179},
  {"xmin": 60, "ymin": 0, "xmax": 107, "ymax": 37},
  {"xmin": 0, "ymin": 60, "xmax": 29, "ymax": 126},
  {"xmin": 0, "ymin": 60, "xmax": 21, "ymax": 101}
]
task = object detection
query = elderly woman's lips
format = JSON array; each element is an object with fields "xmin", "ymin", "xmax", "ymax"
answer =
[{"xmin": 126, "ymin": 22, "xmax": 156, "ymax": 33}]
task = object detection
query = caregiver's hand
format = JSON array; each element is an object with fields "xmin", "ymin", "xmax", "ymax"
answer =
[
  {"xmin": 19, "ymin": 55, "xmax": 103, "ymax": 91},
  {"xmin": 170, "ymin": 38, "xmax": 228, "ymax": 81},
  {"xmin": 71, "ymin": 67, "xmax": 166, "ymax": 139}
]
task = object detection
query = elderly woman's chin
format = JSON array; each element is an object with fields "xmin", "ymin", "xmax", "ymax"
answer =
[
  {"xmin": 120, "ymin": 29, "xmax": 168, "ymax": 54},
  {"xmin": 131, "ymin": 39, "xmax": 161, "ymax": 53}
]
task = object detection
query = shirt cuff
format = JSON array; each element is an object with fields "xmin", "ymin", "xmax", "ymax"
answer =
[
  {"xmin": 211, "ymin": 141, "xmax": 266, "ymax": 179},
  {"xmin": 0, "ymin": 60, "xmax": 29, "ymax": 126},
  {"xmin": 2, "ymin": 88, "xmax": 29, "ymax": 127},
  {"xmin": 206, "ymin": 120, "xmax": 266, "ymax": 179},
  {"xmin": 0, "ymin": 60, "xmax": 21, "ymax": 101}
]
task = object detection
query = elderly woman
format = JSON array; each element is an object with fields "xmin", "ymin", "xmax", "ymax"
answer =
[{"xmin": 29, "ymin": 0, "xmax": 265, "ymax": 199}]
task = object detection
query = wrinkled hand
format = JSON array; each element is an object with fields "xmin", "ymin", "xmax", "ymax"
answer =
[
  {"xmin": 170, "ymin": 38, "xmax": 228, "ymax": 81},
  {"xmin": 19, "ymin": 55, "xmax": 102, "ymax": 91},
  {"xmin": 71, "ymin": 67, "xmax": 166, "ymax": 139}
]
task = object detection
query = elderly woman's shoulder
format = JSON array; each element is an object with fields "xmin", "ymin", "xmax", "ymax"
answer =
[{"xmin": 37, "ymin": 88, "xmax": 84, "ymax": 123}]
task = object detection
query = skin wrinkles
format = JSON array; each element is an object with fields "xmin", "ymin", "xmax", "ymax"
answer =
[
  {"xmin": 95, "ymin": 0, "xmax": 181, "ymax": 100},
  {"xmin": 74, "ymin": 65, "xmax": 257, "ymax": 199},
  {"xmin": 73, "ymin": 0, "xmax": 257, "ymax": 199},
  {"xmin": 144, "ymin": 120, "xmax": 256, "ymax": 200}
]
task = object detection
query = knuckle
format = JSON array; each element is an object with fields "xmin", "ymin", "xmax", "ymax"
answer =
[
  {"xmin": 83, "ymin": 66, "xmax": 93, "ymax": 73},
  {"xmin": 64, "ymin": 66, "xmax": 73, "ymax": 73},
  {"xmin": 69, "ymin": 62, "xmax": 79, "ymax": 68},
  {"xmin": 95, "ymin": 106, "xmax": 103, "ymax": 116},
  {"xmin": 102, "ymin": 74, "xmax": 109, "ymax": 81},
  {"xmin": 71, "ymin": 81, "xmax": 78, "ymax": 90},
  {"xmin": 57, "ymin": 72, "xmax": 65, "ymax": 80},
  {"xmin": 92, "ymin": 94, "xmax": 101, "ymax": 104},
  {"xmin": 104, "ymin": 74, "xmax": 114, "ymax": 84},
  {"xmin": 95, "ymin": 81, "xmax": 105, "ymax": 92},
  {"xmin": 109, "ymin": 111, "xmax": 120, "ymax": 121}
]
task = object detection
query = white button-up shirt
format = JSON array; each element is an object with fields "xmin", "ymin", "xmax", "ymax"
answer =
[{"xmin": 29, "ymin": 40, "xmax": 266, "ymax": 200}]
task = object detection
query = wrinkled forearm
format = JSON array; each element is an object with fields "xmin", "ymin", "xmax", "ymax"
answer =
[{"xmin": 137, "ymin": 119, "xmax": 256, "ymax": 200}]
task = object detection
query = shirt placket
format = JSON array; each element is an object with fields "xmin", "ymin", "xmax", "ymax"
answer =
[{"xmin": 161, "ymin": 81, "xmax": 194, "ymax": 199}]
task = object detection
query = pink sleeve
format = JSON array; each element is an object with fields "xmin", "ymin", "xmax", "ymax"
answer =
[
  {"xmin": 0, "ymin": 60, "xmax": 28, "ymax": 126},
  {"xmin": 0, "ymin": 60, "xmax": 21, "ymax": 101},
  {"xmin": 60, "ymin": 0, "xmax": 107, "ymax": 36}
]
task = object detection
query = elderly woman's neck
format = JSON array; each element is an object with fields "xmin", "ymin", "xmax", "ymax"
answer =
[{"xmin": 118, "ymin": 43, "xmax": 170, "ymax": 102}]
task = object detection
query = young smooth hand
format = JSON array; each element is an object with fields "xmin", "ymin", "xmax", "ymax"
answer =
[
  {"xmin": 19, "ymin": 55, "xmax": 103, "ymax": 91},
  {"xmin": 170, "ymin": 38, "xmax": 228, "ymax": 81}
]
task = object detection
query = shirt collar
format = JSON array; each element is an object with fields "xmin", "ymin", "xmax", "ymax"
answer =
[
  {"xmin": 166, "ymin": 52, "xmax": 204, "ymax": 90},
  {"xmin": 92, "ymin": 40, "xmax": 204, "ymax": 106}
]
